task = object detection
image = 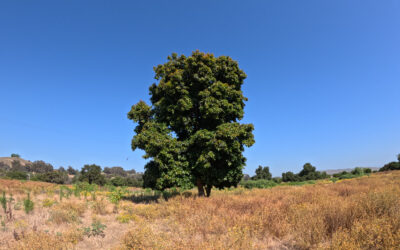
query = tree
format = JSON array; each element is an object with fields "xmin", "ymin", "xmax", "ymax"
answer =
[
  {"xmin": 298, "ymin": 163, "xmax": 316, "ymax": 177},
  {"xmin": 29, "ymin": 160, "xmax": 53, "ymax": 173},
  {"xmin": 11, "ymin": 153, "xmax": 20, "ymax": 158},
  {"xmin": 128, "ymin": 51, "xmax": 255, "ymax": 196},
  {"xmin": 282, "ymin": 171, "xmax": 299, "ymax": 182},
  {"xmin": 126, "ymin": 169, "xmax": 136, "ymax": 175},
  {"xmin": 104, "ymin": 166, "xmax": 127, "ymax": 177},
  {"xmin": 363, "ymin": 168, "xmax": 372, "ymax": 174},
  {"xmin": 33, "ymin": 171, "xmax": 68, "ymax": 184},
  {"xmin": 351, "ymin": 167, "xmax": 363, "ymax": 175},
  {"xmin": 67, "ymin": 166, "xmax": 77, "ymax": 175},
  {"xmin": 110, "ymin": 176, "xmax": 128, "ymax": 186},
  {"xmin": 397, "ymin": 154, "xmax": 400, "ymax": 162},
  {"xmin": 379, "ymin": 162, "xmax": 400, "ymax": 172},
  {"xmin": 11, "ymin": 160, "xmax": 27, "ymax": 172},
  {"xmin": 79, "ymin": 164, "xmax": 106, "ymax": 185},
  {"xmin": 253, "ymin": 166, "xmax": 272, "ymax": 180}
]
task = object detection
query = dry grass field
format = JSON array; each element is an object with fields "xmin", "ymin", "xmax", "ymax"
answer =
[{"xmin": 0, "ymin": 171, "xmax": 399, "ymax": 249}]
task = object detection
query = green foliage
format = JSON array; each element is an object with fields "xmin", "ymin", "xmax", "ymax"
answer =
[
  {"xmin": 28, "ymin": 160, "xmax": 54, "ymax": 173},
  {"xmin": 364, "ymin": 168, "xmax": 372, "ymax": 174},
  {"xmin": 332, "ymin": 170, "xmax": 364, "ymax": 180},
  {"xmin": 240, "ymin": 179, "xmax": 277, "ymax": 189},
  {"xmin": 10, "ymin": 161, "xmax": 27, "ymax": 172},
  {"xmin": 79, "ymin": 164, "xmax": 106, "ymax": 185},
  {"xmin": 109, "ymin": 176, "xmax": 128, "ymax": 186},
  {"xmin": 379, "ymin": 154, "xmax": 400, "ymax": 172},
  {"xmin": 380, "ymin": 161, "xmax": 400, "ymax": 172},
  {"xmin": 108, "ymin": 187, "xmax": 128, "ymax": 205},
  {"xmin": 82, "ymin": 220, "xmax": 106, "ymax": 238},
  {"xmin": 351, "ymin": 167, "xmax": 364, "ymax": 175},
  {"xmin": 282, "ymin": 171, "xmax": 301, "ymax": 182},
  {"xmin": 128, "ymin": 51, "xmax": 255, "ymax": 196},
  {"xmin": 73, "ymin": 184, "xmax": 81, "ymax": 198},
  {"xmin": 32, "ymin": 171, "xmax": 68, "ymax": 184},
  {"xmin": 272, "ymin": 177, "xmax": 282, "ymax": 183},
  {"xmin": 104, "ymin": 166, "xmax": 127, "ymax": 177},
  {"xmin": 252, "ymin": 166, "xmax": 272, "ymax": 180},
  {"xmin": 67, "ymin": 166, "xmax": 78, "ymax": 175},
  {"xmin": 282, "ymin": 163, "xmax": 329, "ymax": 182},
  {"xmin": 6, "ymin": 171, "xmax": 28, "ymax": 180},
  {"xmin": 0, "ymin": 192, "xmax": 6, "ymax": 213},
  {"xmin": 42, "ymin": 198, "xmax": 56, "ymax": 208},
  {"xmin": 11, "ymin": 153, "xmax": 20, "ymax": 158},
  {"xmin": 285, "ymin": 180, "xmax": 316, "ymax": 186},
  {"xmin": 23, "ymin": 193, "xmax": 34, "ymax": 214}
]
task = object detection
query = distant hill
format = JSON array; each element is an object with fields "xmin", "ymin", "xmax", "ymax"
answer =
[
  {"xmin": 0, "ymin": 157, "xmax": 31, "ymax": 168},
  {"xmin": 324, "ymin": 167, "xmax": 379, "ymax": 175}
]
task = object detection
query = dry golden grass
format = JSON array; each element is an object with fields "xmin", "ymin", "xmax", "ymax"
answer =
[{"xmin": 0, "ymin": 171, "xmax": 399, "ymax": 249}]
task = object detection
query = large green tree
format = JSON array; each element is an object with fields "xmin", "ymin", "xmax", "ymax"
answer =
[
  {"xmin": 128, "ymin": 51, "xmax": 255, "ymax": 196},
  {"xmin": 79, "ymin": 164, "xmax": 106, "ymax": 185}
]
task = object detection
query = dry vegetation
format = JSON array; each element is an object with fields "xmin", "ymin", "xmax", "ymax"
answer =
[{"xmin": 0, "ymin": 171, "xmax": 399, "ymax": 249}]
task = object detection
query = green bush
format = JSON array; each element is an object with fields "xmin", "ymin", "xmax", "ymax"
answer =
[
  {"xmin": 32, "ymin": 171, "xmax": 68, "ymax": 184},
  {"xmin": 110, "ymin": 176, "xmax": 128, "ymax": 187},
  {"xmin": 364, "ymin": 168, "xmax": 372, "ymax": 174},
  {"xmin": 6, "ymin": 171, "xmax": 28, "ymax": 180},
  {"xmin": 240, "ymin": 179, "xmax": 277, "ymax": 189},
  {"xmin": 351, "ymin": 167, "xmax": 363, "ymax": 175},
  {"xmin": 379, "ymin": 162, "xmax": 400, "ymax": 172}
]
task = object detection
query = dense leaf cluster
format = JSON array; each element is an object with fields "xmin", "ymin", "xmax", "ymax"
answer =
[
  {"xmin": 128, "ymin": 51, "xmax": 255, "ymax": 195},
  {"xmin": 252, "ymin": 166, "xmax": 272, "ymax": 180}
]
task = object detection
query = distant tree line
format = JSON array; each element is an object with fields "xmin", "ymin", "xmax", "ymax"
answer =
[
  {"xmin": 243, "ymin": 162, "xmax": 376, "ymax": 186},
  {"xmin": 0, "ymin": 154, "xmax": 142, "ymax": 187}
]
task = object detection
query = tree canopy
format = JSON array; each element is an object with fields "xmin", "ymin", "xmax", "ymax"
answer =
[
  {"xmin": 79, "ymin": 164, "xmax": 106, "ymax": 185},
  {"xmin": 253, "ymin": 166, "xmax": 272, "ymax": 180},
  {"xmin": 128, "ymin": 51, "xmax": 255, "ymax": 196}
]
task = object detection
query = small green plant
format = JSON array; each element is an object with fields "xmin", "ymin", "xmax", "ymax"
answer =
[
  {"xmin": 23, "ymin": 193, "xmax": 34, "ymax": 214},
  {"xmin": 82, "ymin": 220, "xmax": 106, "ymax": 238},
  {"xmin": 60, "ymin": 186, "xmax": 72, "ymax": 199},
  {"xmin": 73, "ymin": 184, "xmax": 81, "ymax": 198},
  {"xmin": 0, "ymin": 192, "xmax": 6, "ymax": 213},
  {"xmin": 1, "ymin": 218, "xmax": 6, "ymax": 232},
  {"xmin": 59, "ymin": 188, "xmax": 64, "ymax": 201},
  {"xmin": 0, "ymin": 192, "xmax": 14, "ymax": 220}
]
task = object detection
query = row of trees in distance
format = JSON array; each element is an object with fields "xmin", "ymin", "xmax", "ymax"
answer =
[{"xmin": 0, "ymin": 154, "xmax": 142, "ymax": 186}]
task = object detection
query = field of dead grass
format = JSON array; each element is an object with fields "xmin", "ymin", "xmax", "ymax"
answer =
[{"xmin": 0, "ymin": 171, "xmax": 399, "ymax": 249}]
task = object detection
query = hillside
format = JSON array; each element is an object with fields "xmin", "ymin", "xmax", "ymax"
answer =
[{"xmin": 0, "ymin": 157, "xmax": 31, "ymax": 168}]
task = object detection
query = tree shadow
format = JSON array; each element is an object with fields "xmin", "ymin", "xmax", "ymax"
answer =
[{"xmin": 123, "ymin": 189, "xmax": 193, "ymax": 204}]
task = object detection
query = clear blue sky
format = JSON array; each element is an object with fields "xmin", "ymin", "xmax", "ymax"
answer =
[{"xmin": 1, "ymin": 1, "xmax": 399, "ymax": 176}]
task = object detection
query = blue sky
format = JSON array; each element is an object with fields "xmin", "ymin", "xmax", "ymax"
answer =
[{"xmin": 1, "ymin": 1, "xmax": 399, "ymax": 176}]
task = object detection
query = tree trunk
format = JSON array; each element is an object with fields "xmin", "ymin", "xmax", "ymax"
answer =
[
  {"xmin": 197, "ymin": 179, "xmax": 205, "ymax": 197},
  {"xmin": 205, "ymin": 185, "xmax": 212, "ymax": 197}
]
